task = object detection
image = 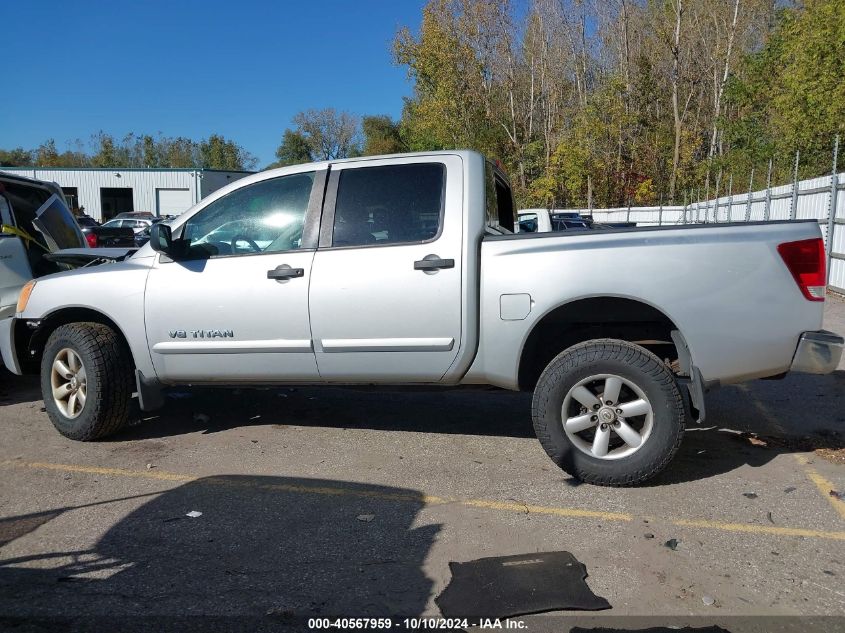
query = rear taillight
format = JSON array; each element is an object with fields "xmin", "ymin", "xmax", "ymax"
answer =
[
  {"xmin": 86, "ymin": 232, "xmax": 98, "ymax": 248},
  {"xmin": 777, "ymin": 238, "xmax": 826, "ymax": 301}
]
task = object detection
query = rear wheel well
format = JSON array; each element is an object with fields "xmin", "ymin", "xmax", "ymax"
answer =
[
  {"xmin": 19, "ymin": 308, "xmax": 134, "ymax": 375},
  {"xmin": 518, "ymin": 297, "xmax": 682, "ymax": 391}
]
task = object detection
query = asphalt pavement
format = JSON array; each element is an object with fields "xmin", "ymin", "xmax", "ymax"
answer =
[{"xmin": 1, "ymin": 297, "xmax": 844, "ymax": 632}]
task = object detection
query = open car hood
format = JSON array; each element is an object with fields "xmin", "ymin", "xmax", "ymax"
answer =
[{"xmin": 43, "ymin": 247, "xmax": 137, "ymax": 267}]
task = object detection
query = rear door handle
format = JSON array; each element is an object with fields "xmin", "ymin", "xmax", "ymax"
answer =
[
  {"xmin": 414, "ymin": 257, "xmax": 454, "ymax": 271},
  {"xmin": 267, "ymin": 264, "xmax": 304, "ymax": 280}
]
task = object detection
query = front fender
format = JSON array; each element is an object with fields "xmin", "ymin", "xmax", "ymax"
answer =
[{"xmin": 19, "ymin": 256, "xmax": 156, "ymax": 378}]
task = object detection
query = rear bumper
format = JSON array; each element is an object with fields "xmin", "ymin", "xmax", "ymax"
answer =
[
  {"xmin": 790, "ymin": 330, "xmax": 844, "ymax": 374},
  {"xmin": 0, "ymin": 317, "xmax": 21, "ymax": 375}
]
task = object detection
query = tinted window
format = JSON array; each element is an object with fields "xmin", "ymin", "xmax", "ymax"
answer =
[
  {"xmin": 551, "ymin": 216, "xmax": 589, "ymax": 231},
  {"xmin": 485, "ymin": 161, "xmax": 515, "ymax": 233},
  {"xmin": 518, "ymin": 217, "xmax": 538, "ymax": 233},
  {"xmin": 183, "ymin": 173, "xmax": 314, "ymax": 259},
  {"xmin": 0, "ymin": 195, "xmax": 12, "ymax": 226},
  {"xmin": 331, "ymin": 163, "xmax": 445, "ymax": 247}
]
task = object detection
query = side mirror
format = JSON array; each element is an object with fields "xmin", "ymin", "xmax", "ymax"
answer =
[{"xmin": 149, "ymin": 223, "xmax": 174, "ymax": 256}]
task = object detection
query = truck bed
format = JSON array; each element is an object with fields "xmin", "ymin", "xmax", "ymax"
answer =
[{"xmin": 472, "ymin": 220, "xmax": 824, "ymax": 389}]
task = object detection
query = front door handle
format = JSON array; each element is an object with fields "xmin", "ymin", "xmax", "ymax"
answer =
[
  {"xmin": 414, "ymin": 256, "xmax": 455, "ymax": 271},
  {"xmin": 267, "ymin": 264, "xmax": 304, "ymax": 280}
]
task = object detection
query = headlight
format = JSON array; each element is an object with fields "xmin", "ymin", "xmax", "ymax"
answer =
[{"xmin": 17, "ymin": 280, "xmax": 36, "ymax": 313}]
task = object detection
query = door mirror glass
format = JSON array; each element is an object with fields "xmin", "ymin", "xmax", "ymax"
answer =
[{"xmin": 149, "ymin": 223, "xmax": 174, "ymax": 255}]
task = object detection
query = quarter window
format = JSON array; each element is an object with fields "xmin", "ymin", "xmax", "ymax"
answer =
[
  {"xmin": 182, "ymin": 172, "xmax": 314, "ymax": 258},
  {"xmin": 331, "ymin": 163, "xmax": 445, "ymax": 247}
]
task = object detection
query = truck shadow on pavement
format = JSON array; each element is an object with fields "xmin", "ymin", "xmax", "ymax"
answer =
[
  {"xmin": 0, "ymin": 371, "xmax": 41, "ymax": 407},
  {"xmin": 3, "ymin": 371, "xmax": 843, "ymax": 486},
  {"xmin": 0, "ymin": 475, "xmax": 438, "ymax": 628},
  {"xmin": 132, "ymin": 386, "xmax": 538, "ymax": 440},
  {"xmin": 648, "ymin": 370, "xmax": 845, "ymax": 485}
]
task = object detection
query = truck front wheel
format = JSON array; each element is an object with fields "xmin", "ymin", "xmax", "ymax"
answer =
[
  {"xmin": 531, "ymin": 339, "xmax": 686, "ymax": 486},
  {"xmin": 40, "ymin": 323, "xmax": 134, "ymax": 441}
]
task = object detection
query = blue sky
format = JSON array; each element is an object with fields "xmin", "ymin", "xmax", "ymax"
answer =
[{"xmin": 1, "ymin": 0, "xmax": 424, "ymax": 167}]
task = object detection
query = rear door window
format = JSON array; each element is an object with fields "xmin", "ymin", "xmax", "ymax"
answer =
[{"xmin": 330, "ymin": 163, "xmax": 445, "ymax": 247}]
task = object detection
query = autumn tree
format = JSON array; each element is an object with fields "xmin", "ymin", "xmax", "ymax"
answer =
[{"xmin": 362, "ymin": 115, "xmax": 406, "ymax": 155}]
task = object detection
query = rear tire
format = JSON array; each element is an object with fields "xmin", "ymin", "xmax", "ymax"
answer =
[
  {"xmin": 41, "ymin": 323, "xmax": 134, "ymax": 440},
  {"xmin": 532, "ymin": 339, "xmax": 685, "ymax": 486}
]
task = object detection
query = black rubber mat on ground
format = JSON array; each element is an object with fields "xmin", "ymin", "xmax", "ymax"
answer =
[{"xmin": 435, "ymin": 551, "xmax": 611, "ymax": 619}]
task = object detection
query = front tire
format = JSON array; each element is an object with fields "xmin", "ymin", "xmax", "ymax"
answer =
[
  {"xmin": 532, "ymin": 339, "xmax": 685, "ymax": 486},
  {"xmin": 41, "ymin": 323, "xmax": 134, "ymax": 440}
]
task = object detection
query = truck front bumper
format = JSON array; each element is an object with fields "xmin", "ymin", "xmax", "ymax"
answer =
[
  {"xmin": 0, "ymin": 317, "xmax": 22, "ymax": 375},
  {"xmin": 790, "ymin": 330, "xmax": 844, "ymax": 374}
]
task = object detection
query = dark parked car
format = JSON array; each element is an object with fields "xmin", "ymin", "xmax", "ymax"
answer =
[
  {"xmin": 75, "ymin": 215, "xmax": 101, "ymax": 248},
  {"xmin": 113, "ymin": 211, "xmax": 156, "ymax": 220}
]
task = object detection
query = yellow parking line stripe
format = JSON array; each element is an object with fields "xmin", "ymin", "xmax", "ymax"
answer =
[
  {"xmin": 671, "ymin": 518, "xmax": 845, "ymax": 540},
  {"xmin": 3, "ymin": 459, "xmax": 844, "ymax": 541},
  {"xmin": 461, "ymin": 498, "xmax": 632, "ymax": 521},
  {"xmin": 11, "ymin": 461, "xmax": 195, "ymax": 482},
  {"xmin": 793, "ymin": 454, "xmax": 845, "ymax": 521}
]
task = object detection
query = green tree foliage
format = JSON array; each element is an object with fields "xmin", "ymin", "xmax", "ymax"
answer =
[
  {"xmin": 199, "ymin": 134, "xmax": 258, "ymax": 170},
  {"xmin": 1, "ymin": 132, "xmax": 257, "ymax": 171},
  {"xmin": 267, "ymin": 130, "xmax": 313, "ymax": 169},
  {"xmin": 0, "ymin": 147, "xmax": 35, "ymax": 167},
  {"xmin": 393, "ymin": 0, "xmax": 498, "ymax": 153},
  {"xmin": 394, "ymin": 0, "xmax": 841, "ymax": 208},
  {"xmin": 723, "ymin": 0, "xmax": 845, "ymax": 181},
  {"xmin": 267, "ymin": 109, "xmax": 363, "ymax": 169},
  {"xmin": 362, "ymin": 115, "xmax": 406, "ymax": 155},
  {"xmin": 292, "ymin": 108, "xmax": 362, "ymax": 160}
]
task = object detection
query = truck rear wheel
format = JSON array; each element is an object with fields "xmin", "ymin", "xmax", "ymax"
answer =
[
  {"xmin": 531, "ymin": 339, "xmax": 685, "ymax": 486},
  {"xmin": 40, "ymin": 323, "xmax": 134, "ymax": 441}
]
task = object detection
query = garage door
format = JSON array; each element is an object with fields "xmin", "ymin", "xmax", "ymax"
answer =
[{"xmin": 156, "ymin": 188, "xmax": 192, "ymax": 216}]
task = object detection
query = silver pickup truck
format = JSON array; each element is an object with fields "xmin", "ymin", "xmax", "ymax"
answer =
[{"xmin": 2, "ymin": 151, "xmax": 842, "ymax": 485}]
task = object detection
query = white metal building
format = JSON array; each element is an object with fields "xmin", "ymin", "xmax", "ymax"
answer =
[{"xmin": 0, "ymin": 167, "xmax": 252, "ymax": 221}]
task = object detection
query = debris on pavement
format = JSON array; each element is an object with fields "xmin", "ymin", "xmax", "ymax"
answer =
[
  {"xmin": 644, "ymin": 533, "xmax": 655, "ymax": 539},
  {"xmin": 830, "ymin": 490, "xmax": 843, "ymax": 501},
  {"xmin": 702, "ymin": 595, "xmax": 715, "ymax": 606},
  {"xmin": 743, "ymin": 492, "xmax": 758, "ymax": 499},
  {"xmin": 734, "ymin": 430, "xmax": 845, "ymax": 464},
  {"xmin": 784, "ymin": 486, "xmax": 797, "ymax": 493},
  {"xmin": 436, "ymin": 551, "xmax": 610, "ymax": 619},
  {"xmin": 357, "ymin": 514, "xmax": 375, "ymax": 522},
  {"xmin": 767, "ymin": 511, "xmax": 775, "ymax": 524},
  {"xmin": 744, "ymin": 434, "xmax": 768, "ymax": 447},
  {"xmin": 186, "ymin": 511, "xmax": 203, "ymax": 518},
  {"xmin": 266, "ymin": 606, "xmax": 296, "ymax": 622},
  {"xmin": 665, "ymin": 539, "xmax": 680, "ymax": 550},
  {"xmin": 146, "ymin": 463, "xmax": 154, "ymax": 470}
]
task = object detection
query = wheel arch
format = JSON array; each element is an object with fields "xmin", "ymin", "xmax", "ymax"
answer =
[
  {"xmin": 19, "ymin": 306, "xmax": 136, "ymax": 375},
  {"xmin": 517, "ymin": 295, "xmax": 688, "ymax": 392}
]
